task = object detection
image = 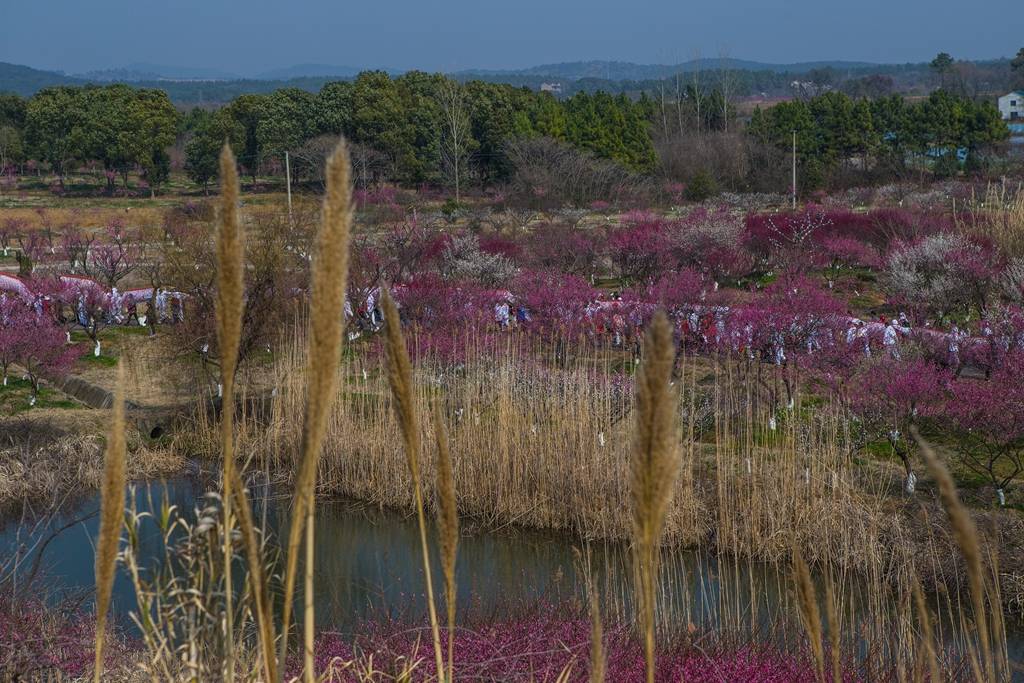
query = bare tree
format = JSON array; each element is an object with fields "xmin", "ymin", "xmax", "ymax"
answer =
[
  {"xmin": 691, "ymin": 49, "xmax": 705, "ymax": 136},
  {"xmin": 437, "ymin": 79, "xmax": 471, "ymax": 202},
  {"xmin": 348, "ymin": 142, "xmax": 389, "ymax": 190},
  {"xmin": 717, "ymin": 46, "xmax": 736, "ymax": 134}
]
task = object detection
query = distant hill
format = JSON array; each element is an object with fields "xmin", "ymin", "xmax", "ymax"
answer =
[
  {"xmin": 0, "ymin": 62, "xmax": 83, "ymax": 96},
  {"xmin": 458, "ymin": 58, "xmax": 879, "ymax": 81},
  {"xmin": 254, "ymin": 63, "xmax": 364, "ymax": 80},
  {"xmin": 77, "ymin": 62, "xmax": 241, "ymax": 81}
]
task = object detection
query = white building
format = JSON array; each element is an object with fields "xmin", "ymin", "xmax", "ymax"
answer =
[{"xmin": 998, "ymin": 91, "xmax": 1024, "ymax": 120}]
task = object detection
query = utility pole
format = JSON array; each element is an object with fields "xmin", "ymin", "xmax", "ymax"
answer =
[
  {"xmin": 790, "ymin": 129, "xmax": 798, "ymax": 209},
  {"xmin": 285, "ymin": 150, "xmax": 293, "ymax": 224}
]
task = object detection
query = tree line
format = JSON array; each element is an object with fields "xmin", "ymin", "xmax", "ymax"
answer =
[
  {"xmin": 747, "ymin": 90, "xmax": 1008, "ymax": 189},
  {"xmin": 0, "ymin": 75, "xmax": 1014, "ymax": 199}
]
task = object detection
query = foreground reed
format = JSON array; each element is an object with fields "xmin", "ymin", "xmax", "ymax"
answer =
[
  {"xmin": 381, "ymin": 290, "xmax": 447, "ymax": 680},
  {"xmin": 92, "ymin": 361, "xmax": 126, "ymax": 683},
  {"xmin": 433, "ymin": 402, "xmax": 460, "ymax": 677},
  {"xmin": 629, "ymin": 312, "xmax": 681, "ymax": 683},
  {"xmin": 277, "ymin": 140, "xmax": 352, "ymax": 682}
]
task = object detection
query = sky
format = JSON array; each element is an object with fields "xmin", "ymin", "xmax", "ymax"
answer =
[{"xmin": 1, "ymin": 0, "xmax": 1021, "ymax": 75}]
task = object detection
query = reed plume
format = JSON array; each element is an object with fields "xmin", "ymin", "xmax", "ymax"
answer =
[
  {"xmin": 382, "ymin": 290, "xmax": 447, "ymax": 682},
  {"xmin": 216, "ymin": 143, "xmax": 245, "ymax": 682},
  {"xmin": 433, "ymin": 403, "xmax": 459, "ymax": 678},
  {"xmin": 93, "ymin": 361, "xmax": 126, "ymax": 683},
  {"xmin": 278, "ymin": 139, "xmax": 352, "ymax": 682},
  {"xmin": 629, "ymin": 311, "xmax": 679, "ymax": 683},
  {"xmin": 911, "ymin": 426, "xmax": 993, "ymax": 682},
  {"xmin": 215, "ymin": 143, "xmax": 278, "ymax": 682},
  {"xmin": 792, "ymin": 546, "xmax": 824, "ymax": 683}
]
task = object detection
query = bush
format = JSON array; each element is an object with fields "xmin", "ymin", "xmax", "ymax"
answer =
[
  {"xmin": 932, "ymin": 150, "xmax": 961, "ymax": 179},
  {"xmin": 684, "ymin": 171, "xmax": 719, "ymax": 202}
]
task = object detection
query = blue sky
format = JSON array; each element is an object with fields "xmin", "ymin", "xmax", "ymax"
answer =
[{"xmin": 2, "ymin": 0, "xmax": 1020, "ymax": 74}]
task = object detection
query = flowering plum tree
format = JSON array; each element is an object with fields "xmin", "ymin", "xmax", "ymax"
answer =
[
  {"xmin": 940, "ymin": 352, "xmax": 1024, "ymax": 505},
  {"xmin": 12, "ymin": 311, "xmax": 79, "ymax": 404},
  {"xmin": 606, "ymin": 213, "xmax": 671, "ymax": 284},
  {"xmin": 523, "ymin": 224, "xmax": 602, "ymax": 277},
  {"xmin": 886, "ymin": 234, "xmax": 1004, "ymax": 318},
  {"xmin": 846, "ymin": 356, "xmax": 953, "ymax": 493},
  {"xmin": 89, "ymin": 221, "xmax": 141, "ymax": 289},
  {"xmin": 440, "ymin": 234, "xmax": 517, "ymax": 287},
  {"xmin": 511, "ymin": 269, "xmax": 598, "ymax": 337},
  {"xmin": 744, "ymin": 205, "xmax": 832, "ymax": 269},
  {"xmin": 0, "ymin": 296, "xmax": 24, "ymax": 386}
]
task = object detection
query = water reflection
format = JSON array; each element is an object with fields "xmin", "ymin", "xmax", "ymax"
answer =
[{"xmin": 2, "ymin": 476, "xmax": 1021, "ymax": 667}]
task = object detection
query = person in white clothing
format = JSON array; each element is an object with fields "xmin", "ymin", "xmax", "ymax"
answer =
[
  {"xmin": 883, "ymin": 321, "xmax": 900, "ymax": 359},
  {"xmin": 495, "ymin": 301, "xmax": 511, "ymax": 329}
]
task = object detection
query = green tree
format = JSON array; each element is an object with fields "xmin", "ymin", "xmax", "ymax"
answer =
[
  {"xmin": 1012, "ymin": 48, "xmax": 1024, "ymax": 75},
  {"xmin": 24, "ymin": 87, "xmax": 86, "ymax": 186},
  {"xmin": 223, "ymin": 94, "xmax": 270, "ymax": 184},
  {"xmin": 0, "ymin": 126, "xmax": 23, "ymax": 171},
  {"xmin": 74, "ymin": 85, "xmax": 178, "ymax": 193},
  {"xmin": 185, "ymin": 109, "xmax": 244, "ymax": 194},
  {"xmin": 0, "ymin": 93, "xmax": 27, "ymax": 130},
  {"xmin": 256, "ymin": 88, "xmax": 317, "ymax": 161},
  {"xmin": 395, "ymin": 71, "xmax": 445, "ymax": 182},
  {"xmin": 314, "ymin": 81, "xmax": 353, "ymax": 136},
  {"xmin": 930, "ymin": 52, "xmax": 955, "ymax": 89}
]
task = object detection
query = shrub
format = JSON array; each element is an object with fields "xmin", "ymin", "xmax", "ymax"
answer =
[{"xmin": 684, "ymin": 170, "xmax": 719, "ymax": 202}]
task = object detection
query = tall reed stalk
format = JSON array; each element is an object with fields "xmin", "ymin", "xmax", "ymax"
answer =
[
  {"xmin": 277, "ymin": 140, "xmax": 352, "ymax": 682},
  {"xmin": 911, "ymin": 426, "xmax": 997, "ymax": 682},
  {"xmin": 215, "ymin": 143, "xmax": 245, "ymax": 683},
  {"xmin": 433, "ymin": 403, "xmax": 459, "ymax": 678},
  {"xmin": 381, "ymin": 290, "xmax": 447, "ymax": 681},
  {"xmin": 92, "ymin": 361, "xmax": 126, "ymax": 683},
  {"xmin": 628, "ymin": 311, "xmax": 680, "ymax": 683},
  {"xmin": 208, "ymin": 143, "xmax": 281, "ymax": 682}
]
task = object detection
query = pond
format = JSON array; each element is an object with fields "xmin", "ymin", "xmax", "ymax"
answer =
[{"xmin": 2, "ymin": 475, "xmax": 1022, "ymax": 667}]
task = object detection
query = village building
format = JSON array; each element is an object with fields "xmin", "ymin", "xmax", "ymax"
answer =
[{"xmin": 998, "ymin": 90, "xmax": 1024, "ymax": 120}]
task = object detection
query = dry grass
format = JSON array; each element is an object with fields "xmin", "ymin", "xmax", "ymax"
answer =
[
  {"xmin": 791, "ymin": 547, "xmax": 824, "ymax": 682},
  {"xmin": 0, "ymin": 413, "xmax": 182, "ymax": 513},
  {"xmin": 956, "ymin": 181, "xmax": 1024, "ymax": 257},
  {"xmin": 913, "ymin": 426, "xmax": 1003, "ymax": 682},
  {"xmin": 172, "ymin": 326, "xmax": 1021, "ymax": 675}
]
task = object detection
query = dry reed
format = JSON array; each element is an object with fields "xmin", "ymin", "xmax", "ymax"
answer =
[
  {"xmin": 792, "ymin": 546, "xmax": 824, "ymax": 682},
  {"xmin": 433, "ymin": 402, "xmax": 459, "ymax": 678},
  {"xmin": 92, "ymin": 361, "xmax": 126, "ymax": 683},
  {"xmin": 588, "ymin": 576, "xmax": 606, "ymax": 683},
  {"xmin": 824, "ymin": 572, "xmax": 841, "ymax": 683},
  {"xmin": 278, "ymin": 139, "xmax": 353, "ymax": 682},
  {"xmin": 215, "ymin": 143, "xmax": 281, "ymax": 683},
  {"xmin": 912, "ymin": 577, "xmax": 941, "ymax": 683},
  {"xmin": 216, "ymin": 142, "xmax": 245, "ymax": 683},
  {"xmin": 381, "ymin": 289, "xmax": 447, "ymax": 681},
  {"xmin": 629, "ymin": 311, "xmax": 680, "ymax": 683},
  {"xmin": 911, "ymin": 426, "xmax": 994, "ymax": 682}
]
